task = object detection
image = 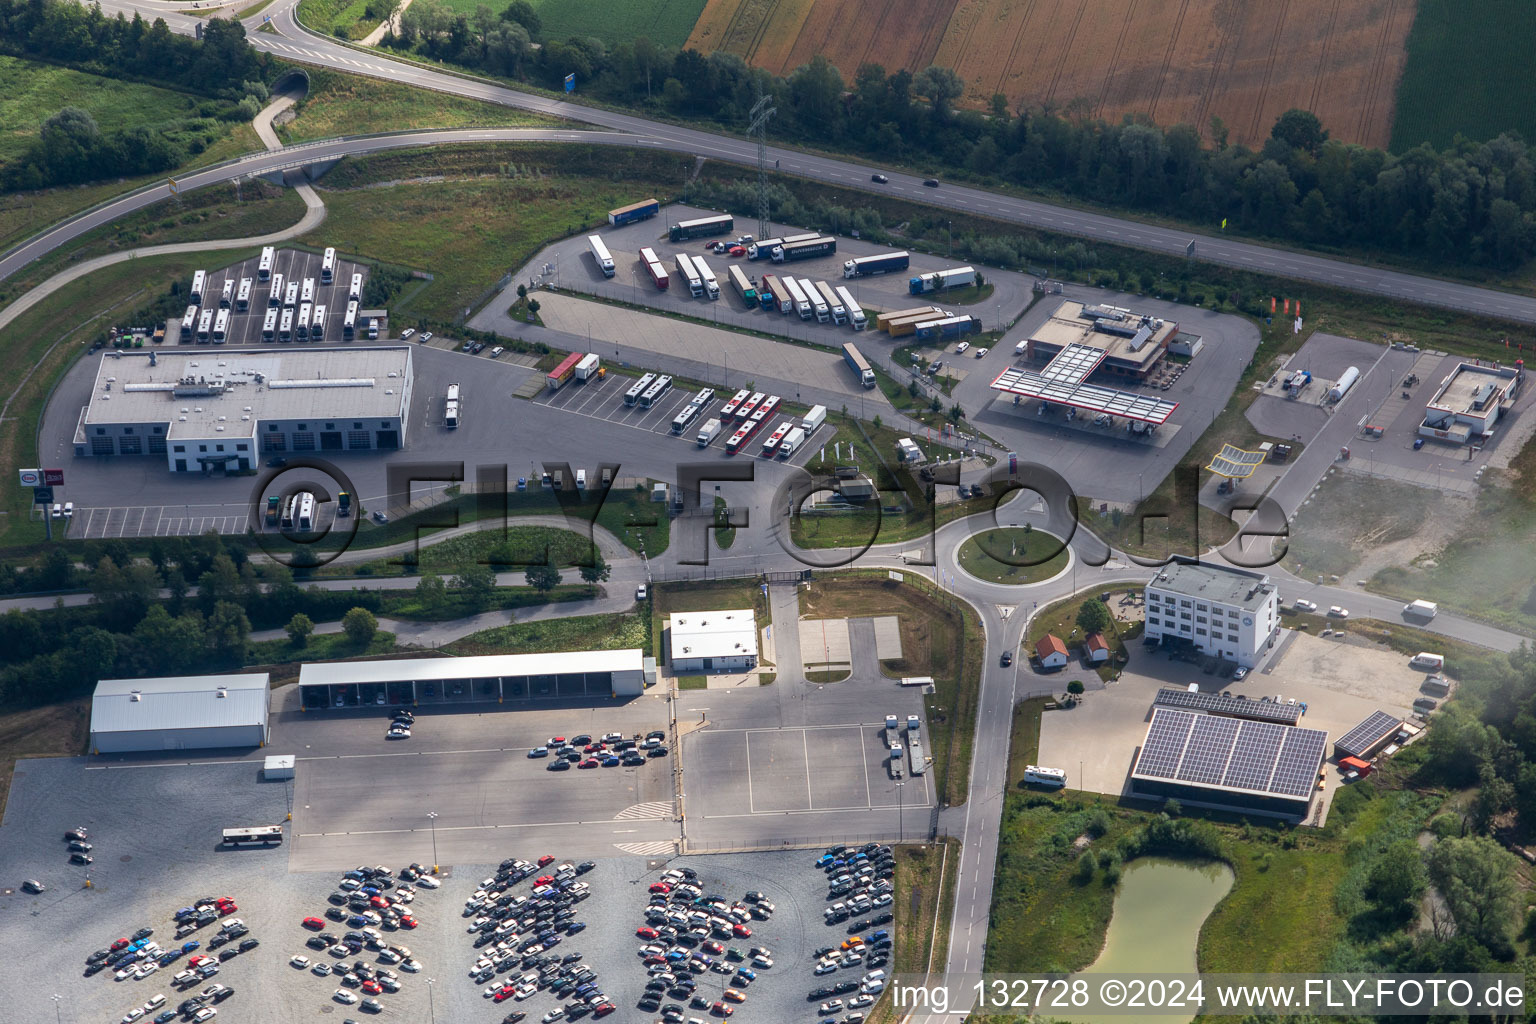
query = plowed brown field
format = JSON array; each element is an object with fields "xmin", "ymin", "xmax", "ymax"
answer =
[{"xmin": 685, "ymin": 0, "xmax": 1414, "ymax": 147}]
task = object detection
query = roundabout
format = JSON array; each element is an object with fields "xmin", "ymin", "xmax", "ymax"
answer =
[{"xmin": 954, "ymin": 527, "xmax": 1071, "ymax": 586}]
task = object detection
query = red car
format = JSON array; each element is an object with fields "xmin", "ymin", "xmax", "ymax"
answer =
[
  {"xmin": 578, "ymin": 759, "xmax": 599, "ymax": 769},
  {"xmin": 536, "ymin": 875, "xmax": 555, "ymax": 886},
  {"xmin": 583, "ymin": 743, "xmax": 604, "ymax": 753},
  {"xmin": 702, "ymin": 940, "xmax": 723, "ymax": 954},
  {"xmin": 643, "ymin": 955, "xmax": 666, "ymax": 965},
  {"xmin": 537, "ymin": 855, "xmax": 555, "ymax": 867},
  {"xmin": 593, "ymin": 1003, "xmax": 615, "ymax": 1018},
  {"xmin": 398, "ymin": 915, "xmax": 418, "ymax": 930},
  {"xmin": 111, "ymin": 938, "xmax": 130, "ymax": 951},
  {"xmin": 732, "ymin": 923, "xmax": 751, "ymax": 938},
  {"xmin": 188, "ymin": 955, "xmax": 210, "ymax": 966},
  {"xmin": 494, "ymin": 986, "xmax": 516, "ymax": 1002},
  {"xmin": 728, "ymin": 246, "xmax": 746, "ymax": 257},
  {"xmin": 649, "ymin": 882, "xmax": 671, "ymax": 894},
  {"xmin": 302, "ymin": 917, "xmax": 325, "ymax": 930},
  {"xmin": 636, "ymin": 926, "xmax": 658, "ymax": 939},
  {"xmin": 369, "ymin": 896, "xmax": 390, "ymax": 909},
  {"xmin": 712, "ymin": 1002, "xmax": 733, "ymax": 1017}
]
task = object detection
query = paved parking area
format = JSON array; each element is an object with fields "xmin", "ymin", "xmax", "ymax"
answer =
[
  {"xmin": 177, "ymin": 248, "xmax": 371, "ymax": 346},
  {"xmin": 66, "ymin": 502, "xmax": 250, "ymax": 538}
]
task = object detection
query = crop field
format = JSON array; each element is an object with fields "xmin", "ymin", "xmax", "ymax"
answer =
[
  {"xmin": 1390, "ymin": 0, "xmax": 1536, "ymax": 150},
  {"xmin": 689, "ymin": 0, "xmax": 1414, "ymax": 148},
  {"xmin": 433, "ymin": 0, "xmax": 707, "ymax": 47}
]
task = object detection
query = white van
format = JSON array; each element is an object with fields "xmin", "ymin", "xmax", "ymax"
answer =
[
  {"xmin": 576, "ymin": 469, "xmax": 587, "ymax": 490},
  {"xmin": 1410, "ymin": 652, "xmax": 1444, "ymax": 671},
  {"xmin": 50, "ymin": 503, "xmax": 62, "ymax": 519},
  {"xmin": 63, "ymin": 501, "xmax": 74, "ymax": 518}
]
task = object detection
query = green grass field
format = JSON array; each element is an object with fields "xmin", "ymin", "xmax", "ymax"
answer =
[
  {"xmin": 1391, "ymin": 0, "xmax": 1536, "ymax": 150},
  {"xmin": 0, "ymin": 56, "xmax": 214, "ymax": 165},
  {"xmin": 955, "ymin": 527, "xmax": 1069, "ymax": 585},
  {"xmin": 275, "ymin": 68, "xmax": 565, "ymax": 144},
  {"xmin": 435, "ymin": 0, "xmax": 706, "ymax": 48},
  {"xmin": 304, "ymin": 144, "xmax": 692, "ymax": 321}
]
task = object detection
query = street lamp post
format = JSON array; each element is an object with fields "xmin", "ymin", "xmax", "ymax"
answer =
[
  {"xmin": 51, "ymin": 994, "xmax": 61, "ymax": 1024},
  {"xmin": 427, "ymin": 811, "xmax": 439, "ymax": 873},
  {"xmin": 427, "ymin": 977, "xmax": 436, "ymax": 1024}
]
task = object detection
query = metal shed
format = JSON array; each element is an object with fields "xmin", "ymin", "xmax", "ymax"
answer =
[{"xmin": 91, "ymin": 673, "xmax": 270, "ymax": 753}]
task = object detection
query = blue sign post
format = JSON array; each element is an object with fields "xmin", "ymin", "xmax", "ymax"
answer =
[{"xmin": 564, "ymin": 73, "xmax": 575, "ymax": 93}]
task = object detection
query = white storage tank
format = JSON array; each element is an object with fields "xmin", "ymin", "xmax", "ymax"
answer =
[{"xmin": 1328, "ymin": 366, "xmax": 1360, "ymax": 402}]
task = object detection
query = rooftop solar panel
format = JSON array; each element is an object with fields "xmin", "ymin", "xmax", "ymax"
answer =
[
  {"xmin": 1037, "ymin": 342, "xmax": 1106, "ymax": 386},
  {"xmin": 1176, "ymin": 716, "xmax": 1241, "ymax": 786},
  {"xmin": 1133, "ymin": 709, "xmax": 1328, "ymax": 805},
  {"xmin": 1137, "ymin": 709, "xmax": 1197, "ymax": 779},
  {"xmin": 1153, "ymin": 688, "xmax": 1302, "ymax": 725},
  {"xmin": 1334, "ymin": 710, "xmax": 1402, "ymax": 760},
  {"xmin": 1206, "ymin": 443, "xmax": 1268, "ymax": 479}
]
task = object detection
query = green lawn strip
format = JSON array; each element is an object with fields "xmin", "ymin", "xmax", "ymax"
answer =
[
  {"xmin": 0, "ymin": 122, "xmax": 264, "ymax": 252},
  {"xmin": 0, "ymin": 247, "xmax": 256, "ymax": 549},
  {"xmin": 275, "ymin": 66, "xmax": 566, "ymax": 145},
  {"xmin": 0, "ymin": 181, "xmax": 305, "ymax": 309},
  {"xmin": 432, "ymin": 0, "xmax": 706, "ymax": 48},
  {"xmin": 804, "ymin": 669, "xmax": 847, "ymax": 683},
  {"xmin": 1005, "ymin": 698, "xmax": 1047, "ymax": 790},
  {"xmin": 442, "ymin": 610, "xmax": 649, "ymax": 657},
  {"xmin": 801, "ymin": 571, "xmax": 979, "ymax": 806},
  {"xmin": 235, "ymin": 0, "xmax": 276, "ymax": 17},
  {"xmin": 955, "ymin": 527, "xmax": 1069, "ymax": 585},
  {"xmin": 247, "ymin": 629, "xmax": 397, "ymax": 666},
  {"xmin": 299, "ymin": 144, "xmax": 694, "ymax": 322},
  {"xmin": 676, "ymin": 675, "xmax": 706, "ymax": 690},
  {"xmin": 331, "ymin": 525, "xmax": 597, "ymax": 576}
]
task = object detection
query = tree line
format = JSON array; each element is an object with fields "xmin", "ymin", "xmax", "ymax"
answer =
[
  {"xmin": 0, "ymin": 0, "xmax": 269, "ymax": 191},
  {"xmin": 382, "ymin": 3, "xmax": 1536, "ymax": 272}
]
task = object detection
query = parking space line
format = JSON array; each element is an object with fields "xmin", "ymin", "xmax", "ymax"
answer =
[
  {"xmin": 802, "ymin": 729, "xmax": 814, "ymax": 810},
  {"xmin": 744, "ymin": 731, "xmax": 755, "ymax": 814},
  {"xmin": 704, "ymin": 722, "xmax": 886, "ymax": 734},
  {"xmin": 697, "ymin": 801, "xmax": 931, "ymax": 820},
  {"xmin": 859, "ymin": 728, "xmax": 873, "ymax": 807}
]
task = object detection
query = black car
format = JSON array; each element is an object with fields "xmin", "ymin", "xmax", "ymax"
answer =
[
  {"xmin": 64, "ymin": 827, "xmax": 88, "ymax": 841},
  {"xmin": 1001, "ymin": 650, "xmax": 1013, "ymax": 666},
  {"xmin": 70, "ymin": 853, "xmax": 93, "ymax": 864},
  {"xmin": 923, "ymin": 178, "xmax": 940, "ymax": 187},
  {"xmin": 648, "ymin": 746, "xmax": 668, "ymax": 757},
  {"xmin": 871, "ymin": 173, "xmax": 889, "ymax": 184},
  {"xmin": 177, "ymin": 998, "xmax": 204, "ymax": 1015},
  {"xmin": 83, "ymin": 962, "xmax": 106, "ymax": 977},
  {"xmin": 133, "ymin": 927, "xmax": 153, "ymax": 940},
  {"xmin": 219, "ymin": 948, "xmax": 240, "ymax": 961},
  {"xmin": 239, "ymin": 938, "xmax": 259, "ymax": 952},
  {"xmin": 267, "ymin": 457, "xmax": 287, "ymax": 468}
]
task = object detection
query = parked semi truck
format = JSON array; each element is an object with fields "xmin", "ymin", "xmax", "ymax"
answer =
[
  {"xmin": 608, "ymin": 198, "xmax": 659, "ymax": 226},
  {"xmin": 669, "ymin": 213, "xmax": 733, "ymax": 242},
  {"xmin": 586, "ymin": 235, "xmax": 615, "ymax": 277},
  {"xmin": 801, "ymin": 278, "xmax": 830, "ymax": 322},
  {"xmin": 780, "ymin": 276, "xmax": 812, "ymax": 319},
  {"xmin": 727, "ymin": 264, "xmax": 756, "ymax": 307},
  {"xmin": 908, "ymin": 265, "xmax": 976, "ymax": 294},
  {"xmin": 887, "ymin": 310, "xmax": 950, "ymax": 337},
  {"xmin": 760, "ymin": 274, "xmax": 792, "ymax": 313},
  {"xmin": 694, "ymin": 256, "xmax": 721, "ymax": 299},
  {"xmin": 843, "ymin": 250, "xmax": 909, "ymax": 278},
  {"xmin": 834, "ymin": 286, "xmax": 867, "ymax": 330},
  {"xmin": 814, "ymin": 280, "xmax": 847, "ymax": 324},
  {"xmin": 876, "ymin": 306, "xmax": 944, "ymax": 331},
  {"xmin": 674, "ymin": 253, "xmax": 704, "ymax": 297},
  {"xmin": 546, "ymin": 352, "xmax": 583, "ymax": 390},
  {"xmin": 641, "ymin": 250, "xmax": 669, "ymax": 290},
  {"xmin": 747, "ymin": 232, "xmax": 820, "ymax": 260},
  {"xmin": 843, "ymin": 343, "xmax": 876, "ymax": 388},
  {"xmin": 771, "ymin": 236, "xmax": 837, "ymax": 263},
  {"xmin": 914, "ymin": 315, "xmax": 982, "ymax": 343}
]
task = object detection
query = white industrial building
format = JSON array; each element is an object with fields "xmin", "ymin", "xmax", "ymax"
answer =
[
  {"xmin": 1143, "ymin": 560, "xmax": 1279, "ymax": 668},
  {"xmin": 90, "ymin": 673, "xmax": 271, "ymax": 753},
  {"xmin": 668, "ymin": 610, "xmax": 759, "ymax": 673},
  {"xmin": 73, "ymin": 348, "xmax": 413, "ymax": 472},
  {"xmin": 297, "ymin": 650, "xmax": 646, "ymax": 708},
  {"xmin": 1420, "ymin": 362, "xmax": 1524, "ymax": 444}
]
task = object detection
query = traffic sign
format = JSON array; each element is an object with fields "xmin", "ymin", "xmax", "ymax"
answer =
[
  {"xmin": 564, "ymin": 73, "xmax": 575, "ymax": 93},
  {"xmin": 18, "ymin": 468, "xmax": 40, "ymax": 486}
]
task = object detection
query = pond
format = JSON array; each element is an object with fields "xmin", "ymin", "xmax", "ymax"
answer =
[{"xmin": 1068, "ymin": 857, "xmax": 1234, "ymax": 1024}]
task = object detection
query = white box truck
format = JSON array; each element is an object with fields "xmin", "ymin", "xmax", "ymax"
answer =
[
  {"xmin": 1404, "ymin": 599, "xmax": 1438, "ymax": 619},
  {"xmin": 779, "ymin": 426, "xmax": 806, "ymax": 457},
  {"xmin": 697, "ymin": 418, "xmax": 723, "ymax": 447},
  {"xmin": 575, "ymin": 353, "xmax": 602, "ymax": 380},
  {"xmin": 801, "ymin": 405, "xmax": 826, "ymax": 434}
]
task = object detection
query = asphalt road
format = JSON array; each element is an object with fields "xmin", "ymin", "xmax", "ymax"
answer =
[{"xmin": 12, "ymin": 0, "xmax": 1536, "ymax": 332}]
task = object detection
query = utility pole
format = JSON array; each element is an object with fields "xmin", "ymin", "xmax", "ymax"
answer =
[{"xmin": 748, "ymin": 89, "xmax": 777, "ymax": 241}]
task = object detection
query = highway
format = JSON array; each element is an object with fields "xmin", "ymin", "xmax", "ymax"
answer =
[{"xmin": 12, "ymin": 0, "xmax": 1536, "ymax": 331}]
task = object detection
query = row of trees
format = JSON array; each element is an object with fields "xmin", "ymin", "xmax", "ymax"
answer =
[
  {"xmin": 0, "ymin": 0, "xmax": 269, "ymax": 190},
  {"xmin": 380, "ymin": 1, "xmax": 1536, "ymax": 271}
]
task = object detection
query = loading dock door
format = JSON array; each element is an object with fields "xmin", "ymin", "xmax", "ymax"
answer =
[{"xmin": 375, "ymin": 430, "xmax": 399, "ymax": 449}]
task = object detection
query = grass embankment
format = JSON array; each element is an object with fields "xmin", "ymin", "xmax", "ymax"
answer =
[
  {"xmin": 802, "ymin": 572, "xmax": 981, "ymax": 806},
  {"xmin": 0, "ymin": 248, "xmax": 254, "ymax": 549},
  {"xmin": 302, "ymin": 144, "xmax": 695, "ymax": 322},
  {"xmin": 444, "ymin": 610, "xmax": 650, "ymax": 657},
  {"xmin": 247, "ymin": 628, "xmax": 397, "ymax": 666},
  {"xmin": 955, "ymin": 527, "xmax": 1069, "ymax": 585},
  {"xmin": 433, "ymin": 0, "xmax": 706, "ymax": 47},
  {"xmin": 275, "ymin": 67, "xmax": 566, "ymax": 144},
  {"xmin": 0, "ymin": 182, "xmax": 305, "ymax": 309},
  {"xmin": 296, "ymin": 0, "xmax": 383, "ymax": 39},
  {"xmin": 0, "ymin": 699, "xmax": 89, "ymax": 817},
  {"xmin": 331, "ymin": 525, "xmax": 598, "ymax": 576}
]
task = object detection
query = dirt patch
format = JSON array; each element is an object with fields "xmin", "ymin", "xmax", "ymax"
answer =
[
  {"xmin": 1282, "ymin": 471, "xmax": 1466, "ymax": 582},
  {"xmin": 689, "ymin": 0, "xmax": 1413, "ymax": 148},
  {"xmin": 0, "ymin": 699, "xmax": 90, "ymax": 819}
]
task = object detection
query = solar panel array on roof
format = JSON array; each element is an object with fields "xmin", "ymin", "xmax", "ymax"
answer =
[
  {"xmin": 1154, "ymin": 687, "xmax": 1302, "ymax": 725},
  {"xmin": 1037, "ymin": 342, "xmax": 1106, "ymax": 386},
  {"xmin": 1334, "ymin": 710, "xmax": 1402, "ymax": 760},
  {"xmin": 1132, "ymin": 708, "xmax": 1327, "ymax": 802},
  {"xmin": 1206, "ymin": 443, "xmax": 1268, "ymax": 479},
  {"xmin": 991, "ymin": 367, "xmax": 1180, "ymax": 425}
]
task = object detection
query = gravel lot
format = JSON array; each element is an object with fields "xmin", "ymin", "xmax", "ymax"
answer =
[{"xmin": 1, "ymin": 754, "xmax": 854, "ymax": 1024}]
